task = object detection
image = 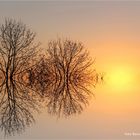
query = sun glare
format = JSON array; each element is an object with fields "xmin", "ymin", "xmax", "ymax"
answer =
[{"xmin": 107, "ymin": 66, "xmax": 135, "ymax": 91}]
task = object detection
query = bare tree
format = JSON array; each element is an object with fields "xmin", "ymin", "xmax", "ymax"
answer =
[
  {"xmin": 0, "ymin": 19, "xmax": 41, "ymax": 136},
  {"xmin": 0, "ymin": 19, "xmax": 39, "ymax": 78},
  {"xmin": 0, "ymin": 18, "xmax": 100, "ymax": 136},
  {"xmin": 32, "ymin": 39, "xmax": 98, "ymax": 117}
]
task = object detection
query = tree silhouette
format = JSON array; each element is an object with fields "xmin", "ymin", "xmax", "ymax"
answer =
[
  {"xmin": 32, "ymin": 39, "xmax": 98, "ymax": 117},
  {"xmin": 0, "ymin": 19, "xmax": 41, "ymax": 136},
  {"xmin": 27, "ymin": 56, "xmax": 55, "ymax": 96},
  {"xmin": 0, "ymin": 18, "xmax": 100, "ymax": 136}
]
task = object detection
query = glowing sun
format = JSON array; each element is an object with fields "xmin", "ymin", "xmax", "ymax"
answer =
[{"xmin": 107, "ymin": 66, "xmax": 135, "ymax": 91}]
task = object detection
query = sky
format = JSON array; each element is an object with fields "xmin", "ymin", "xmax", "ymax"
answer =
[{"xmin": 0, "ymin": 1, "xmax": 140, "ymax": 139}]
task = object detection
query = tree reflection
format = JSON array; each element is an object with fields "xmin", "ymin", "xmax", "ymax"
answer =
[
  {"xmin": 0, "ymin": 79, "xmax": 40, "ymax": 136},
  {"xmin": 31, "ymin": 39, "xmax": 98, "ymax": 117},
  {"xmin": 0, "ymin": 19, "xmax": 41, "ymax": 136},
  {"xmin": 0, "ymin": 18, "xmax": 100, "ymax": 137}
]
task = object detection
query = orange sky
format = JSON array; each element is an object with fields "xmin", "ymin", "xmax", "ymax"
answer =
[{"xmin": 0, "ymin": 1, "xmax": 140, "ymax": 139}]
